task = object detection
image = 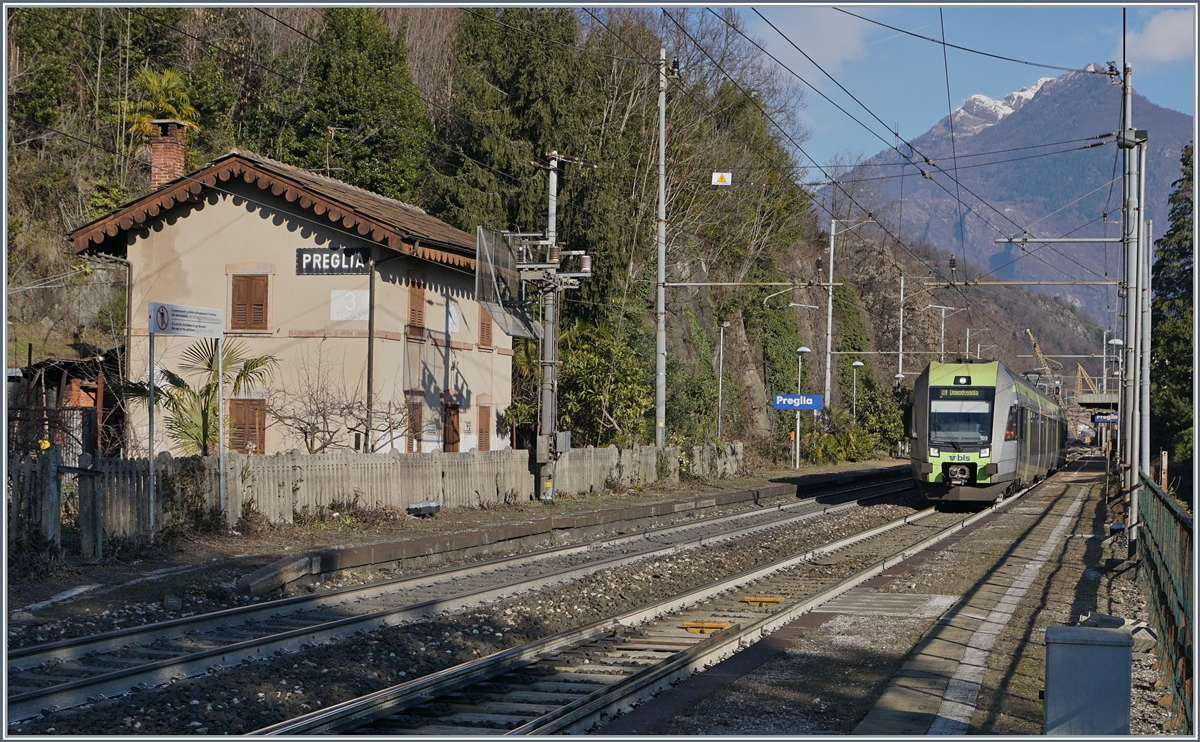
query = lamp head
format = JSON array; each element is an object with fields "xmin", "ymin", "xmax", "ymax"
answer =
[
  {"xmin": 797, "ymin": 346, "xmax": 811, "ymax": 355},
  {"xmin": 720, "ymin": 321, "xmax": 731, "ymax": 328},
  {"xmin": 1108, "ymin": 338, "xmax": 1124, "ymax": 347},
  {"xmin": 852, "ymin": 361, "xmax": 864, "ymax": 368}
]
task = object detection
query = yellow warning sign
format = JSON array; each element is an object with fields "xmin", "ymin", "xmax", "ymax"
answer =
[{"xmin": 711, "ymin": 172, "xmax": 732, "ymax": 186}]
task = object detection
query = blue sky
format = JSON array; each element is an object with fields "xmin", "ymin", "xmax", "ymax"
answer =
[{"xmin": 739, "ymin": 5, "xmax": 1197, "ymax": 168}]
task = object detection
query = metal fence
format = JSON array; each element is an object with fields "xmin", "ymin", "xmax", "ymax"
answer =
[{"xmin": 1137, "ymin": 474, "xmax": 1193, "ymax": 735}]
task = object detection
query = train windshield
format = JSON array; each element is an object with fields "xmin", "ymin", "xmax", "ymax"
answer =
[{"xmin": 929, "ymin": 387, "xmax": 994, "ymax": 445}]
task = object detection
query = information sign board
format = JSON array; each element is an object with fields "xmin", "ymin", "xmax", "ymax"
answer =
[{"xmin": 148, "ymin": 302, "xmax": 222, "ymax": 337}]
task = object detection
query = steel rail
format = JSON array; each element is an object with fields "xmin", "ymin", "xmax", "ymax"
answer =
[
  {"xmin": 250, "ymin": 501, "xmax": 957, "ymax": 735},
  {"xmin": 6, "ymin": 475, "xmax": 911, "ymax": 720},
  {"xmin": 8, "ymin": 471, "xmax": 906, "ymax": 670}
]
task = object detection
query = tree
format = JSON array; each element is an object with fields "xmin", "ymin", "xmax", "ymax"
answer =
[
  {"xmin": 122, "ymin": 66, "xmax": 201, "ymax": 135},
  {"xmin": 118, "ymin": 339, "xmax": 278, "ymax": 455},
  {"xmin": 557, "ymin": 322, "xmax": 653, "ymax": 447},
  {"xmin": 1150, "ymin": 144, "xmax": 1193, "ymax": 497},
  {"xmin": 283, "ymin": 8, "xmax": 429, "ymax": 202}
]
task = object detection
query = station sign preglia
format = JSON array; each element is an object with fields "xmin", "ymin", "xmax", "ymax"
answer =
[
  {"xmin": 773, "ymin": 393, "xmax": 824, "ymax": 410},
  {"xmin": 296, "ymin": 247, "xmax": 371, "ymax": 275}
]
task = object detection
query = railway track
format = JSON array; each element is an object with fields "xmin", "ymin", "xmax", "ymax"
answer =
[
  {"xmin": 7, "ymin": 472, "xmax": 911, "ymax": 722},
  {"xmin": 253, "ymin": 485, "xmax": 1028, "ymax": 735}
]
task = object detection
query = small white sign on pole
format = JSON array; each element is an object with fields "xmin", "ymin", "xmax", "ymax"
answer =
[
  {"xmin": 711, "ymin": 172, "xmax": 732, "ymax": 186},
  {"xmin": 146, "ymin": 302, "xmax": 225, "ymax": 542}
]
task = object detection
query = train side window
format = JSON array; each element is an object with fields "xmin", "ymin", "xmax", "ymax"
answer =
[{"xmin": 1005, "ymin": 406, "xmax": 1020, "ymax": 441}]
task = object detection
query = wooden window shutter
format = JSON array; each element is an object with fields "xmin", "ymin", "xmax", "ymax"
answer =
[
  {"xmin": 230, "ymin": 399, "xmax": 267, "ymax": 453},
  {"xmin": 408, "ymin": 271, "xmax": 426, "ymax": 330},
  {"xmin": 407, "ymin": 399, "xmax": 422, "ymax": 453},
  {"xmin": 479, "ymin": 306, "xmax": 493, "ymax": 347},
  {"xmin": 478, "ymin": 406, "xmax": 491, "ymax": 451},
  {"xmin": 232, "ymin": 275, "xmax": 269, "ymax": 330}
]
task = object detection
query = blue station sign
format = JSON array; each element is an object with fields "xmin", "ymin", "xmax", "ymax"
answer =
[
  {"xmin": 773, "ymin": 393, "xmax": 824, "ymax": 410},
  {"xmin": 1092, "ymin": 412, "xmax": 1119, "ymax": 424}
]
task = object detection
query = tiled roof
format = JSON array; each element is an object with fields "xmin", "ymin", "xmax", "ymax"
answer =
[{"xmin": 69, "ymin": 150, "xmax": 476, "ymax": 270}]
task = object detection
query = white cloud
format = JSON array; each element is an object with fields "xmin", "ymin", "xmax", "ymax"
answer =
[
  {"xmin": 747, "ymin": 7, "xmax": 873, "ymax": 76},
  {"xmin": 1116, "ymin": 9, "xmax": 1195, "ymax": 67}
]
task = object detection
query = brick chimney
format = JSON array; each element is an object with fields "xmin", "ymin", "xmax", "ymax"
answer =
[{"xmin": 149, "ymin": 119, "xmax": 187, "ymax": 190}]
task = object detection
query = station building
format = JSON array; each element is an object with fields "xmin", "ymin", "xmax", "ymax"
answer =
[{"xmin": 69, "ymin": 120, "xmax": 514, "ymax": 456}]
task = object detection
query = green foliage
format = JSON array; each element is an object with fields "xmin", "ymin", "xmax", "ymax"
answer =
[
  {"xmin": 114, "ymin": 339, "xmax": 278, "ymax": 455},
  {"xmin": 665, "ymin": 309, "xmax": 718, "ymax": 444},
  {"xmin": 87, "ymin": 180, "xmax": 130, "ymax": 219},
  {"xmin": 288, "ymin": 9, "xmax": 429, "ymax": 201},
  {"xmin": 1152, "ymin": 144, "xmax": 1193, "ymax": 321},
  {"xmin": 557, "ymin": 322, "xmax": 652, "ymax": 447},
  {"xmin": 739, "ymin": 264, "xmax": 804, "ymax": 453},
  {"xmin": 1150, "ymin": 144, "xmax": 1194, "ymax": 496},
  {"xmin": 121, "ymin": 66, "xmax": 201, "ymax": 135}
]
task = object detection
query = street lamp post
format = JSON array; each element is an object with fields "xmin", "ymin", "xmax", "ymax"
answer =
[
  {"xmin": 852, "ymin": 360, "xmax": 864, "ymax": 421},
  {"xmin": 717, "ymin": 321, "xmax": 730, "ymax": 442},
  {"xmin": 795, "ymin": 346, "xmax": 810, "ymax": 469}
]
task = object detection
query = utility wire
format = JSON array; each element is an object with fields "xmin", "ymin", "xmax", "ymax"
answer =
[
  {"xmin": 833, "ymin": 8, "xmax": 1109, "ymax": 74},
  {"xmin": 745, "ymin": 8, "xmax": 1113, "ymax": 283},
  {"xmin": 939, "ymin": 10, "xmax": 970, "ymax": 273}
]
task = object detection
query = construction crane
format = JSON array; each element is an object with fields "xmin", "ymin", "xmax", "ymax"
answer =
[
  {"xmin": 1074, "ymin": 363, "xmax": 1100, "ymax": 397},
  {"xmin": 1025, "ymin": 328, "xmax": 1063, "ymax": 402}
]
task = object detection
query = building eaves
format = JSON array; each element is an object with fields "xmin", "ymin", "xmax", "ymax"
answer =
[{"xmin": 68, "ymin": 150, "xmax": 476, "ymax": 271}]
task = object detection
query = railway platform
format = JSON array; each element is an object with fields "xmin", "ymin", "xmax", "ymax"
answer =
[{"xmin": 604, "ymin": 455, "xmax": 1174, "ymax": 735}]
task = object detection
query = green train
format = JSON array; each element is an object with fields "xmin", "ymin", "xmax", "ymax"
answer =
[{"xmin": 909, "ymin": 360, "xmax": 1068, "ymax": 502}]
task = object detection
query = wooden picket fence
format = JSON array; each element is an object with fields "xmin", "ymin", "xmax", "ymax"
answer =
[{"xmin": 6, "ymin": 443, "xmax": 745, "ymax": 548}]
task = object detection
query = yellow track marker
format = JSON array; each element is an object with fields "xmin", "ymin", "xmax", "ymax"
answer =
[
  {"xmin": 683, "ymin": 621, "xmax": 731, "ymax": 634},
  {"xmin": 742, "ymin": 596, "xmax": 785, "ymax": 606}
]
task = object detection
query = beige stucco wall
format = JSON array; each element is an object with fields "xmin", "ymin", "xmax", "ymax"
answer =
[{"xmin": 121, "ymin": 181, "xmax": 512, "ymax": 456}]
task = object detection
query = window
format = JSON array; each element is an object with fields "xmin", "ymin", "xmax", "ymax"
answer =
[
  {"xmin": 407, "ymin": 270, "xmax": 426, "ymax": 332},
  {"xmin": 230, "ymin": 399, "xmax": 266, "ymax": 453},
  {"xmin": 231, "ymin": 274, "xmax": 269, "ymax": 330},
  {"xmin": 479, "ymin": 306, "xmax": 493, "ymax": 347},
  {"xmin": 1004, "ymin": 406, "xmax": 1020, "ymax": 441},
  {"xmin": 928, "ymin": 387, "xmax": 994, "ymax": 445}
]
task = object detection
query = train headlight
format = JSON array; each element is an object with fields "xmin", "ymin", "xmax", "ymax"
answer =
[
  {"xmin": 928, "ymin": 447, "xmax": 939, "ymax": 457},
  {"xmin": 979, "ymin": 447, "xmax": 990, "ymax": 458}
]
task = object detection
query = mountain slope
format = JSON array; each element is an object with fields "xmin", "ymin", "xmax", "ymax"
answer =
[{"xmin": 827, "ymin": 65, "xmax": 1194, "ymax": 322}]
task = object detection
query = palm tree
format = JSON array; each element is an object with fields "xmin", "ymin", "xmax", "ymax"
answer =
[
  {"xmin": 120, "ymin": 339, "xmax": 277, "ymax": 455},
  {"xmin": 123, "ymin": 66, "xmax": 200, "ymax": 136}
]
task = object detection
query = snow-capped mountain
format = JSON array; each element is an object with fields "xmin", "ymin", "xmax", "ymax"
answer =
[
  {"xmin": 951, "ymin": 77, "xmax": 1054, "ymax": 135},
  {"xmin": 821, "ymin": 64, "xmax": 1192, "ymax": 323}
]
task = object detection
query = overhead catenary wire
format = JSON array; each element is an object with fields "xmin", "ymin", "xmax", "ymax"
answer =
[
  {"xmin": 705, "ymin": 10, "xmax": 1120, "ymax": 347},
  {"xmin": 939, "ymin": 10, "xmax": 970, "ymax": 276},
  {"xmin": 832, "ymin": 7, "xmax": 1110, "ymax": 75},
  {"xmin": 743, "ymin": 8, "xmax": 1116, "ymax": 285}
]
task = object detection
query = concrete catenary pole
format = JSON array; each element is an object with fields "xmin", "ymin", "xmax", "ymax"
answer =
[
  {"xmin": 539, "ymin": 153, "xmax": 560, "ymax": 502},
  {"xmin": 823, "ymin": 221, "xmax": 837, "ymax": 417},
  {"xmin": 1119, "ymin": 64, "xmax": 1139, "ymax": 505},
  {"xmin": 897, "ymin": 276, "xmax": 905, "ymax": 379},
  {"xmin": 655, "ymin": 47, "xmax": 667, "ymax": 448}
]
